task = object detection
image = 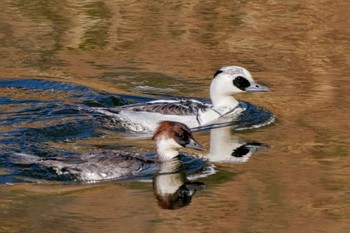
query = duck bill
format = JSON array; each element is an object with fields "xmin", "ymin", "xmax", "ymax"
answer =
[
  {"xmin": 245, "ymin": 143, "xmax": 269, "ymax": 152},
  {"xmin": 185, "ymin": 138, "xmax": 206, "ymax": 151},
  {"xmin": 245, "ymin": 82, "xmax": 270, "ymax": 92}
]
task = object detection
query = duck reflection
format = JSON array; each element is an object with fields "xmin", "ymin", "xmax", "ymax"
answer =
[
  {"xmin": 153, "ymin": 158, "xmax": 206, "ymax": 210},
  {"xmin": 152, "ymin": 124, "xmax": 268, "ymax": 209},
  {"xmin": 209, "ymin": 125, "xmax": 268, "ymax": 163}
]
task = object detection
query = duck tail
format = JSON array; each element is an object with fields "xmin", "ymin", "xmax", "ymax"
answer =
[{"xmin": 10, "ymin": 153, "xmax": 42, "ymax": 165}]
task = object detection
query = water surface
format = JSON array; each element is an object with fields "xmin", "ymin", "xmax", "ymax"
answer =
[{"xmin": 0, "ymin": 0, "xmax": 349, "ymax": 232}]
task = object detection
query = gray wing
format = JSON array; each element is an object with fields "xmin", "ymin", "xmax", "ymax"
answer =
[
  {"xmin": 71, "ymin": 151, "xmax": 157, "ymax": 179},
  {"xmin": 107, "ymin": 99, "xmax": 211, "ymax": 116},
  {"xmin": 80, "ymin": 151, "xmax": 155, "ymax": 166},
  {"xmin": 11, "ymin": 153, "xmax": 84, "ymax": 166},
  {"xmin": 11, "ymin": 151, "xmax": 157, "ymax": 181}
]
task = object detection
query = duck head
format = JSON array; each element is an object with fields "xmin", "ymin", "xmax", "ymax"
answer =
[
  {"xmin": 210, "ymin": 66, "xmax": 269, "ymax": 108},
  {"xmin": 152, "ymin": 121, "xmax": 206, "ymax": 162}
]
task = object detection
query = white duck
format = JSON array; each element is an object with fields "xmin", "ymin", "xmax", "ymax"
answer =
[{"xmin": 96, "ymin": 66, "xmax": 269, "ymax": 132}]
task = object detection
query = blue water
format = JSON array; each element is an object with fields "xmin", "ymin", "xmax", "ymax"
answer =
[{"xmin": 0, "ymin": 79, "xmax": 274, "ymax": 183}]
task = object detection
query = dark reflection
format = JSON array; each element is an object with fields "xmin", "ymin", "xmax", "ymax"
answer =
[
  {"xmin": 153, "ymin": 158, "xmax": 206, "ymax": 210},
  {"xmin": 208, "ymin": 125, "xmax": 268, "ymax": 163}
]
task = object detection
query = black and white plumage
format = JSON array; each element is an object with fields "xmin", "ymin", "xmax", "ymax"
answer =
[
  {"xmin": 95, "ymin": 66, "xmax": 269, "ymax": 132},
  {"xmin": 10, "ymin": 121, "xmax": 206, "ymax": 182},
  {"xmin": 110, "ymin": 99, "xmax": 211, "ymax": 116}
]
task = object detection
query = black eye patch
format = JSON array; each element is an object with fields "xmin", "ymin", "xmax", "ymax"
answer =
[
  {"xmin": 233, "ymin": 76, "xmax": 250, "ymax": 91},
  {"xmin": 213, "ymin": 70, "xmax": 223, "ymax": 78},
  {"xmin": 231, "ymin": 145, "xmax": 250, "ymax": 157}
]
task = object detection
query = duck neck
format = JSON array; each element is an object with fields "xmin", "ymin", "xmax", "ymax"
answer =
[
  {"xmin": 156, "ymin": 138, "xmax": 180, "ymax": 162},
  {"xmin": 210, "ymin": 80, "xmax": 239, "ymax": 110},
  {"xmin": 210, "ymin": 92, "xmax": 239, "ymax": 110}
]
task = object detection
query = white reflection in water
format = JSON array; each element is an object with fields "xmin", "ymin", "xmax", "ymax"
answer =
[
  {"xmin": 208, "ymin": 125, "xmax": 268, "ymax": 163},
  {"xmin": 153, "ymin": 158, "xmax": 206, "ymax": 210}
]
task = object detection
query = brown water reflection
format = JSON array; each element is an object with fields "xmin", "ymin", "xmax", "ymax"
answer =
[{"xmin": 0, "ymin": 0, "xmax": 349, "ymax": 232}]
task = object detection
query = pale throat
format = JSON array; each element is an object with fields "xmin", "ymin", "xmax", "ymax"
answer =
[
  {"xmin": 210, "ymin": 81, "xmax": 240, "ymax": 109},
  {"xmin": 210, "ymin": 92, "xmax": 239, "ymax": 109},
  {"xmin": 156, "ymin": 137, "xmax": 180, "ymax": 162}
]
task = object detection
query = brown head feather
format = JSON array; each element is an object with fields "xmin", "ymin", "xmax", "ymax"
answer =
[{"xmin": 152, "ymin": 121, "xmax": 194, "ymax": 142}]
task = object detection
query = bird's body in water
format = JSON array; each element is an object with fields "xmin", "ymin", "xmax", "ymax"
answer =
[
  {"xmin": 11, "ymin": 121, "xmax": 206, "ymax": 182},
  {"xmin": 94, "ymin": 66, "xmax": 269, "ymax": 132}
]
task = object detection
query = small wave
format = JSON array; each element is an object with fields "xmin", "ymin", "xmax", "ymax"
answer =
[{"xmin": 133, "ymin": 85, "xmax": 177, "ymax": 95}]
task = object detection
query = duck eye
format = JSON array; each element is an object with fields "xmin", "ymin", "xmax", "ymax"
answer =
[
  {"xmin": 180, "ymin": 133, "xmax": 189, "ymax": 141},
  {"xmin": 176, "ymin": 133, "xmax": 189, "ymax": 146},
  {"xmin": 233, "ymin": 76, "xmax": 250, "ymax": 90},
  {"xmin": 236, "ymin": 76, "xmax": 244, "ymax": 83}
]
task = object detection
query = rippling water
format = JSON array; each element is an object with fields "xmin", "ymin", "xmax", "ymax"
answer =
[{"xmin": 0, "ymin": 0, "xmax": 349, "ymax": 232}]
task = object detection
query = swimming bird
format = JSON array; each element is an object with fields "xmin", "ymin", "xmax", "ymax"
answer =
[
  {"xmin": 95, "ymin": 66, "xmax": 269, "ymax": 132},
  {"xmin": 10, "ymin": 121, "xmax": 206, "ymax": 182}
]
